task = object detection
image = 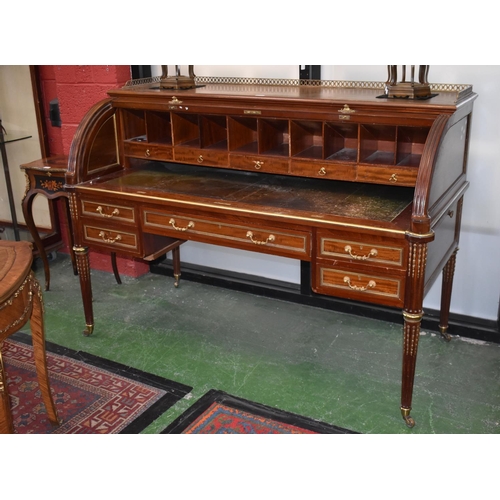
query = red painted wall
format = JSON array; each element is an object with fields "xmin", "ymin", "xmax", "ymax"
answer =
[{"xmin": 37, "ymin": 65, "xmax": 149, "ymax": 277}]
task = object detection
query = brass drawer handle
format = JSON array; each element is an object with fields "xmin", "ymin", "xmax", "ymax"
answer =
[
  {"xmin": 254, "ymin": 161, "xmax": 264, "ymax": 170},
  {"xmin": 338, "ymin": 104, "xmax": 355, "ymax": 114},
  {"xmin": 389, "ymin": 173, "xmax": 398, "ymax": 183},
  {"xmin": 197, "ymin": 155, "xmax": 204, "ymax": 163},
  {"xmin": 343, "ymin": 276, "xmax": 376, "ymax": 292},
  {"xmin": 318, "ymin": 167, "xmax": 327, "ymax": 176},
  {"xmin": 96, "ymin": 206, "xmax": 119, "ymax": 218},
  {"xmin": 344, "ymin": 245, "xmax": 378, "ymax": 260},
  {"xmin": 98, "ymin": 231, "xmax": 122, "ymax": 244},
  {"xmin": 169, "ymin": 218, "xmax": 195, "ymax": 231},
  {"xmin": 145, "ymin": 149, "xmax": 151, "ymax": 157},
  {"xmin": 246, "ymin": 231, "xmax": 275, "ymax": 245}
]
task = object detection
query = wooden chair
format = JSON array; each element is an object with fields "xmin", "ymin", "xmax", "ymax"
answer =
[{"xmin": 0, "ymin": 240, "xmax": 59, "ymax": 433}]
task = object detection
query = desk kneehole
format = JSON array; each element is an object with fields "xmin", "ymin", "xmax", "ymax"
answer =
[{"xmin": 142, "ymin": 211, "xmax": 310, "ymax": 259}]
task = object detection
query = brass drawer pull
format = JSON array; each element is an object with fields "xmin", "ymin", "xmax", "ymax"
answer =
[
  {"xmin": 246, "ymin": 231, "xmax": 275, "ymax": 245},
  {"xmin": 98, "ymin": 231, "xmax": 122, "ymax": 244},
  {"xmin": 338, "ymin": 104, "xmax": 355, "ymax": 114},
  {"xmin": 145, "ymin": 149, "xmax": 151, "ymax": 157},
  {"xmin": 254, "ymin": 160, "xmax": 264, "ymax": 170},
  {"xmin": 197, "ymin": 155, "xmax": 204, "ymax": 163},
  {"xmin": 169, "ymin": 218, "xmax": 194, "ymax": 231},
  {"xmin": 344, "ymin": 245, "xmax": 378, "ymax": 260},
  {"xmin": 318, "ymin": 167, "xmax": 327, "ymax": 176},
  {"xmin": 343, "ymin": 276, "xmax": 376, "ymax": 292},
  {"xmin": 96, "ymin": 206, "xmax": 119, "ymax": 218},
  {"xmin": 389, "ymin": 173, "xmax": 398, "ymax": 183}
]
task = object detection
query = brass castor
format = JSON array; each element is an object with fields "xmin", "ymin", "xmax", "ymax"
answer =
[
  {"xmin": 401, "ymin": 408, "xmax": 415, "ymax": 428},
  {"xmin": 403, "ymin": 415, "xmax": 415, "ymax": 428},
  {"xmin": 83, "ymin": 324, "xmax": 94, "ymax": 337},
  {"xmin": 174, "ymin": 273, "xmax": 180, "ymax": 288},
  {"xmin": 439, "ymin": 326, "xmax": 452, "ymax": 342}
]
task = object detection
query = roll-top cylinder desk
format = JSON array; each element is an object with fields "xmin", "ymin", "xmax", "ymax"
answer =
[{"xmin": 65, "ymin": 76, "xmax": 477, "ymax": 427}]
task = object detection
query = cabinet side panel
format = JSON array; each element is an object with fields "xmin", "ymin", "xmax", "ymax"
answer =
[{"xmin": 428, "ymin": 115, "xmax": 469, "ymax": 208}]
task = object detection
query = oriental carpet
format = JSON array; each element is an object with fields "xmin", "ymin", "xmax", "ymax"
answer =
[
  {"xmin": 2, "ymin": 332, "xmax": 191, "ymax": 434},
  {"xmin": 162, "ymin": 389, "xmax": 357, "ymax": 434}
]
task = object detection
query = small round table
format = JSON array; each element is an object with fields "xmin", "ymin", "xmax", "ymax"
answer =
[{"xmin": 0, "ymin": 240, "xmax": 59, "ymax": 433}]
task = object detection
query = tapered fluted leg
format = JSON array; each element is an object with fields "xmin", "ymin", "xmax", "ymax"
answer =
[
  {"xmin": 62, "ymin": 197, "xmax": 78, "ymax": 276},
  {"xmin": 439, "ymin": 249, "xmax": 458, "ymax": 341},
  {"xmin": 74, "ymin": 246, "xmax": 94, "ymax": 336},
  {"xmin": 401, "ymin": 238, "xmax": 429, "ymax": 428},
  {"xmin": 401, "ymin": 311, "xmax": 423, "ymax": 428}
]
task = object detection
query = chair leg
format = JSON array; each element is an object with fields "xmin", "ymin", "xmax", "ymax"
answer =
[{"xmin": 29, "ymin": 275, "xmax": 60, "ymax": 426}]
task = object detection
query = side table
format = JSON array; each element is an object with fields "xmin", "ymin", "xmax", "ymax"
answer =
[
  {"xmin": 20, "ymin": 155, "xmax": 78, "ymax": 291},
  {"xmin": 20, "ymin": 156, "xmax": 181, "ymax": 291}
]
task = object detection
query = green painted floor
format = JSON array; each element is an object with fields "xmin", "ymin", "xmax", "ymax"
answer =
[{"xmin": 33, "ymin": 254, "xmax": 499, "ymax": 434}]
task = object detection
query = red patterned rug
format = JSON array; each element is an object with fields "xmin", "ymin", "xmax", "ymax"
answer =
[
  {"xmin": 3, "ymin": 333, "xmax": 191, "ymax": 434},
  {"xmin": 162, "ymin": 389, "xmax": 356, "ymax": 434}
]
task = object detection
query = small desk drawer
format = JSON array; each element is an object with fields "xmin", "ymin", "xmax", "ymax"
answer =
[
  {"xmin": 291, "ymin": 159, "xmax": 356, "ymax": 181},
  {"xmin": 357, "ymin": 165, "xmax": 418, "ymax": 186},
  {"xmin": 173, "ymin": 147, "xmax": 228, "ymax": 167},
  {"xmin": 124, "ymin": 141, "xmax": 173, "ymax": 161},
  {"xmin": 314, "ymin": 264, "xmax": 404, "ymax": 307},
  {"xmin": 318, "ymin": 231, "xmax": 405, "ymax": 268},
  {"xmin": 33, "ymin": 173, "xmax": 65, "ymax": 195},
  {"xmin": 82, "ymin": 224, "xmax": 140, "ymax": 254},
  {"xmin": 229, "ymin": 154, "xmax": 289, "ymax": 174},
  {"xmin": 81, "ymin": 200, "xmax": 136, "ymax": 224},
  {"xmin": 143, "ymin": 210, "xmax": 311, "ymax": 259}
]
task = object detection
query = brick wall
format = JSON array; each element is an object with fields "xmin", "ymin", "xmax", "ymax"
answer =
[
  {"xmin": 37, "ymin": 65, "xmax": 150, "ymax": 278},
  {"xmin": 37, "ymin": 65, "xmax": 131, "ymax": 156}
]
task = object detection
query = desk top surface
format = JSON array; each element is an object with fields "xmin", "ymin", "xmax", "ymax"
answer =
[
  {"xmin": 78, "ymin": 163, "xmax": 414, "ymax": 229},
  {"xmin": 20, "ymin": 155, "xmax": 69, "ymax": 173}
]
